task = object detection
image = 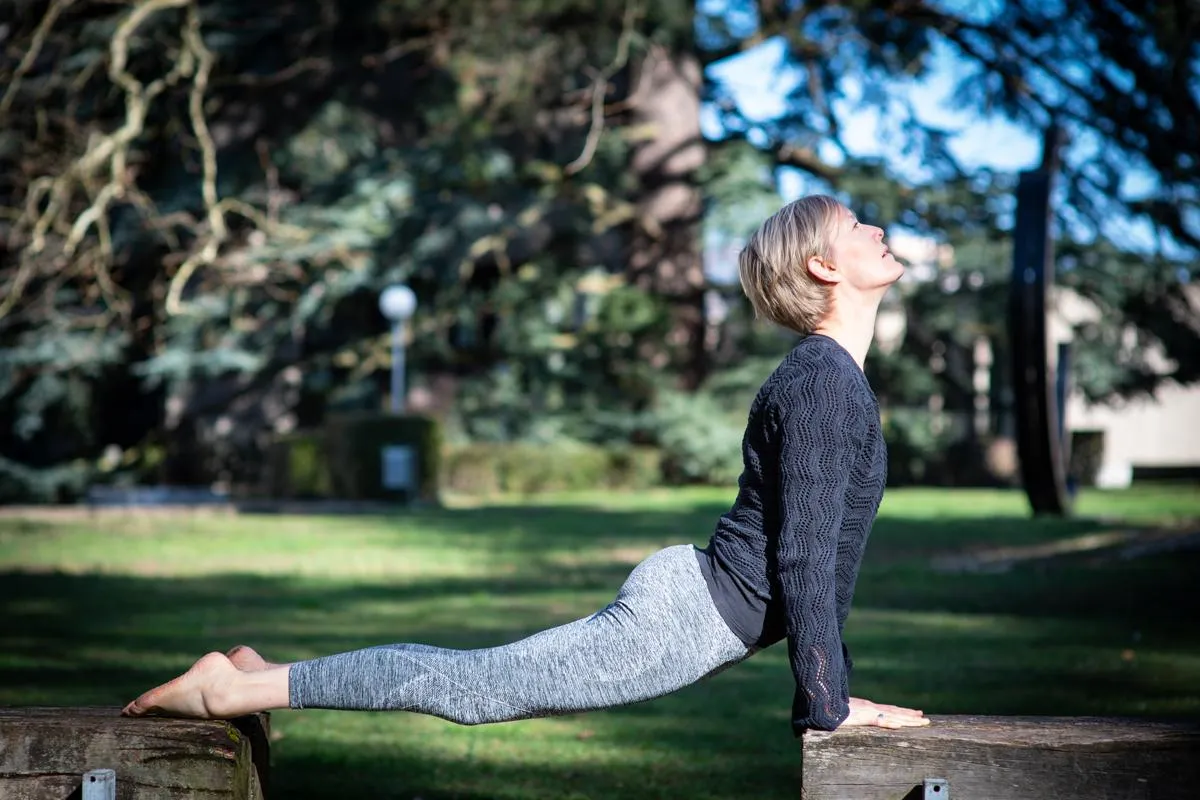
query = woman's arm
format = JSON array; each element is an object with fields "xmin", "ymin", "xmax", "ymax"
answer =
[{"xmin": 774, "ymin": 366, "xmax": 865, "ymax": 734}]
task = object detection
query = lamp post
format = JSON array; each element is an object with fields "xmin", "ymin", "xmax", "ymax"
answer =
[{"xmin": 379, "ymin": 285, "xmax": 417, "ymax": 413}]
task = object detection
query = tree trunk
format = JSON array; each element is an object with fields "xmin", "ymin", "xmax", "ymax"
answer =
[{"xmin": 628, "ymin": 46, "xmax": 708, "ymax": 390}]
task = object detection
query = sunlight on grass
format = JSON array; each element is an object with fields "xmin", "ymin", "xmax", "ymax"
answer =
[{"xmin": 1, "ymin": 484, "xmax": 1198, "ymax": 799}]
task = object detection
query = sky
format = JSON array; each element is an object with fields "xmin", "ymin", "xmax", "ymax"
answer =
[
  {"xmin": 699, "ymin": 36, "xmax": 1038, "ymax": 284},
  {"xmin": 698, "ymin": 30, "xmax": 1191, "ymax": 274},
  {"xmin": 701, "ymin": 36, "xmax": 1043, "ymax": 197}
]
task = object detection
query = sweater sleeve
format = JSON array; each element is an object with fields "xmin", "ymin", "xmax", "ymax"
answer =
[{"xmin": 773, "ymin": 366, "xmax": 867, "ymax": 735}]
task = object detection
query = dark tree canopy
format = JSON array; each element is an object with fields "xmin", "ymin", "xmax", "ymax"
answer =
[{"xmin": 0, "ymin": 0, "xmax": 1195, "ymax": 499}]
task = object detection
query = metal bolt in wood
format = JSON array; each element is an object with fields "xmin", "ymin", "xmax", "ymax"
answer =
[
  {"xmin": 924, "ymin": 777, "xmax": 949, "ymax": 799},
  {"xmin": 82, "ymin": 768, "xmax": 116, "ymax": 800}
]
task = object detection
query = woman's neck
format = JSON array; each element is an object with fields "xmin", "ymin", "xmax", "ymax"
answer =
[{"xmin": 812, "ymin": 302, "xmax": 880, "ymax": 371}]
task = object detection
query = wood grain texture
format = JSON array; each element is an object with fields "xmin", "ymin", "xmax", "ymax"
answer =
[
  {"xmin": 0, "ymin": 707, "xmax": 269, "ymax": 800},
  {"xmin": 802, "ymin": 715, "xmax": 1200, "ymax": 800}
]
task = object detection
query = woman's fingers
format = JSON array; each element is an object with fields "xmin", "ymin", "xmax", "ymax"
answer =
[
  {"xmin": 849, "ymin": 697, "xmax": 924, "ymax": 718},
  {"xmin": 839, "ymin": 702, "xmax": 932, "ymax": 729},
  {"xmin": 875, "ymin": 711, "xmax": 931, "ymax": 728},
  {"xmin": 877, "ymin": 702, "xmax": 925, "ymax": 718},
  {"xmin": 848, "ymin": 697, "xmax": 927, "ymax": 720}
]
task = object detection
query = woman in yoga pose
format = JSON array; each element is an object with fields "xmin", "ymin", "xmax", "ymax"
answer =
[{"xmin": 123, "ymin": 195, "xmax": 929, "ymax": 734}]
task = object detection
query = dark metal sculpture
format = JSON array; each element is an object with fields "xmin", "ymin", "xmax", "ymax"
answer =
[{"xmin": 1008, "ymin": 124, "xmax": 1074, "ymax": 515}]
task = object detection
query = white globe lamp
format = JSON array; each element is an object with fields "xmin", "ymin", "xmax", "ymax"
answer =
[
  {"xmin": 379, "ymin": 285, "xmax": 417, "ymax": 412},
  {"xmin": 379, "ymin": 284, "xmax": 417, "ymax": 322}
]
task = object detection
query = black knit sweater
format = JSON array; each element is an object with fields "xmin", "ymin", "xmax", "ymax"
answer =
[{"xmin": 698, "ymin": 334, "xmax": 887, "ymax": 734}]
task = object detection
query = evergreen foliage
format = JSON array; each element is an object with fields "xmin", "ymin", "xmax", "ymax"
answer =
[{"xmin": 0, "ymin": 0, "xmax": 1195, "ymax": 500}]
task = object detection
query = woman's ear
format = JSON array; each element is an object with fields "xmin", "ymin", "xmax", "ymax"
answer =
[{"xmin": 806, "ymin": 255, "xmax": 841, "ymax": 284}]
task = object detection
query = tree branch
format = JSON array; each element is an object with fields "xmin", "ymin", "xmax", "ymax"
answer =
[
  {"xmin": 766, "ymin": 140, "xmax": 842, "ymax": 181},
  {"xmin": 1, "ymin": 0, "xmax": 196, "ymax": 321},
  {"xmin": 0, "ymin": 0, "xmax": 75, "ymax": 117},
  {"xmin": 166, "ymin": 4, "xmax": 226, "ymax": 317},
  {"xmin": 564, "ymin": 0, "xmax": 641, "ymax": 175},
  {"xmin": 697, "ymin": 1, "xmax": 812, "ymax": 66}
]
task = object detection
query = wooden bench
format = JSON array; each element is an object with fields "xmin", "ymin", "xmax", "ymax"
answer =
[
  {"xmin": 0, "ymin": 707, "xmax": 270, "ymax": 799},
  {"xmin": 802, "ymin": 715, "xmax": 1200, "ymax": 799}
]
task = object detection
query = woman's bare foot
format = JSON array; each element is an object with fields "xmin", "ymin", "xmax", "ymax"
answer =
[
  {"xmin": 226, "ymin": 645, "xmax": 277, "ymax": 672},
  {"xmin": 122, "ymin": 652, "xmax": 241, "ymax": 719},
  {"xmin": 122, "ymin": 652, "xmax": 291, "ymax": 719}
]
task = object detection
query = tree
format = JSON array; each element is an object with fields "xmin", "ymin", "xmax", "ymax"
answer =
[
  {"xmin": 695, "ymin": 0, "xmax": 1198, "ymax": 393},
  {"xmin": 0, "ymin": 0, "xmax": 1195, "ymax": 500},
  {"xmin": 0, "ymin": 0, "xmax": 724, "ymax": 497}
]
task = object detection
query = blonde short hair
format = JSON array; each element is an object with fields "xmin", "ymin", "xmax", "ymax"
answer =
[{"xmin": 737, "ymin": 195, "xmax": 841, "ymax": 334}]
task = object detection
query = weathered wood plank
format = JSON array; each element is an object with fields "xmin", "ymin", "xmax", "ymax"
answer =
[
  {"xmin": 0, "ymin": 707, "xmax": 269, "ymax": 800},
  {"xmin": 803, "ymin": 715, "xmax": 1200, "ymax": 800}
]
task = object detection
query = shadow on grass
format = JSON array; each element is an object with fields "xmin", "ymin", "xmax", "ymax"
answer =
[
  {"xmin": 383, "ymin": 497, "xmax": 1191, "ymax": 563},
  {"xmin": 1, "ymin": 566, "xmax": 800, "ymax": 799},
  {"xmin": 360, "ymin": 501, "xmax": 1200, "ymax": 632},
  {"xmin": 3, "ymin": 500, "xmax": 1200, "ymax": 799}
]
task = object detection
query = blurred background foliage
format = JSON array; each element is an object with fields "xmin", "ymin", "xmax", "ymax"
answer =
[{"xmin": 0, "ymin": 0, "xmax": 1196, "ymax": 501}]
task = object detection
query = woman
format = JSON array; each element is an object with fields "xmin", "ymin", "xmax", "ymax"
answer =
[{"xmin": 123, "ymin": 195, "xmax": 929, "ymax": 734}]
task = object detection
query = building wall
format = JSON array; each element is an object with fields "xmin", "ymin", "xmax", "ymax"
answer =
[
  {"xmin": 1066, "ymin": 383, "xmax": 1200, "ymax": 485},
  {"xmin": 1051, "ymin": 286, "xmax": 1200, "ymax": 485}
]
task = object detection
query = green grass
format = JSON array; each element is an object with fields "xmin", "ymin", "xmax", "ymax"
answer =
[{"xmin": 2, "ymin": 485, "xmax": 1199, "ymax": 799}]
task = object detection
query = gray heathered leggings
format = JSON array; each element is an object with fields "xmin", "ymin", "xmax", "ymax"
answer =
[{"xmin": 288, "ymin": 544, "xmax": 752, "ymax": 724}]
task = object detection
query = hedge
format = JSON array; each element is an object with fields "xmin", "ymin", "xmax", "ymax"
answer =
[
  {"xmin": 266, "ymin": 421, "xmax": 662, "ymax": 501},
  {"xmin": 266, "ymin": 412, "xmax": 440, "ymax": 502},
  {"xmin": 440, "ymin": 442, "xmax": 661, "ymax": 496}
]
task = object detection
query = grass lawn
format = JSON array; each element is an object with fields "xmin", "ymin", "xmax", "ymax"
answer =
[{"xmin": 2, "ymin": 485, "xmax": 1199, "ymax": 799}]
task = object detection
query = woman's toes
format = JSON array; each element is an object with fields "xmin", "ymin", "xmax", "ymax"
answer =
[{"xmin": 226, "ymin": 645, "xmax": 271, "ymax": 671}]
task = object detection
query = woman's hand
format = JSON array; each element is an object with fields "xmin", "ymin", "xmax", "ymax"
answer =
[{"xmin": 839, "ymin": 696, "xmax": 931, "ymax": 729}]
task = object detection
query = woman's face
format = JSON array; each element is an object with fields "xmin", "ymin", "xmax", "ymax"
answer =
[{"xmin": 826, "ymin": 205, "xmax": 905, "ymax": 292}]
